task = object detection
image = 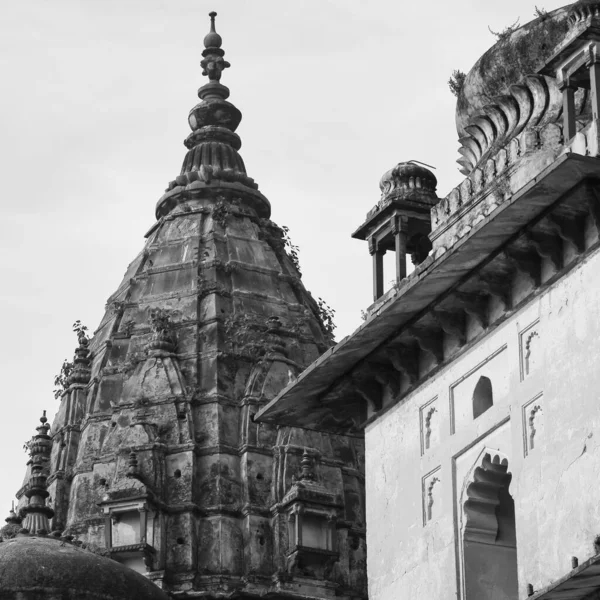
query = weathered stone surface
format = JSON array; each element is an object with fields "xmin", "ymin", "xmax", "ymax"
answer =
[
  {"xmin": 0, "ymin": 535, "xmax": 170, "ymax": 600},
  {"xmin": 12, "ymin": 13, "xmax": 367, "ymax": 600}
]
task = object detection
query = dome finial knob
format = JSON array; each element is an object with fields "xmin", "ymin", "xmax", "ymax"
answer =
[
  {"xmin": 204, "ymin": 10, "xmax": 223, "ymax": 49},
  {"xmin": 201, "ymin": 11, "xmax": 230, "ymax": 84}
]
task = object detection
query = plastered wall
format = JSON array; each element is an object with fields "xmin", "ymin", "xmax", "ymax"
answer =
[{"xmin": 365, "ymin": 246, "xmax": 600, "ymax": 600}]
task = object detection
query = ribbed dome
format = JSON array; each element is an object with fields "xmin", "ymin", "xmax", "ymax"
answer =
[
  {"xmin": 379, "ymin": 162, "xmax": 438, "ymax": 206},
  {"xmin": 456, "ymin": 7, "xmax": 569, "ymax": 138},
  {"xmin": 0, "ymin": 536, "xmax": 170, "ymax": 600}
]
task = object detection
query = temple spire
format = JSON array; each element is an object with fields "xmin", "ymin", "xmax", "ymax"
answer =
[
  {"xmin": 21, "ymin": 411, "xmax": 54, "ymax": 534},
  {"xmin": 156, "ymin": 11, "xmax": 271, "ymax": 220}
]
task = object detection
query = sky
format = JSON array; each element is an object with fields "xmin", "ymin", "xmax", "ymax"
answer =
[{"xmin": 0, "ymin": 0, "xmax": 569, "ymax": 517}]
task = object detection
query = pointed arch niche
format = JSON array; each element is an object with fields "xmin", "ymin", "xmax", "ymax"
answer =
[{"xmin": 460, "ymin": 449, "xmax": 518, "ymax": 600}]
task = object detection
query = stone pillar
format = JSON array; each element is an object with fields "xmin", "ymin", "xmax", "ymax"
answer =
[
  {"xmin": 559, "ymin": 78, "xmax": 578, "ymax": 140},
  {"xmin": 392, "ymin": 216, "xmax": 408, "ymax": 282},
  {"xmin": 104, "ymin": 514, "xmax": 112, "ymax": 548},
  {"xmin": 369, "ymin": 238, "xmax": 385, "ymax": 301},
  {"xmin": 588, "ymin": 57, "xmax": 600, "ymax": 122},
  {"xmin": 139, "ymin": 507, "xmax": 148, "ymax": 544}
]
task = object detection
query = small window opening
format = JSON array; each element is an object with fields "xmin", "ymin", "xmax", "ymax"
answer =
[
  {"xmin": 472, "ymin": 376, "xmax": 493, "ymax": 419},
  {"xmin": 174, "ymin": 469, "xmax": 182, "ymax": 479}
]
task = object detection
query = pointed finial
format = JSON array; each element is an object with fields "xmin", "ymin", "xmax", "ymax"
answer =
[
  {"xmin": 300, "ymin": 448, "xmax": 315, "ymax": 481},
  {"xmin": 5, "ymin": 502, "xmax": 20, "ymax": 525},
  {"xmin": 37, "ymin": 411, "xmax": 50, "ymax": 437},
  {"xmin": 204, "ymin": 12, "xmax": 222, "ymax": 49},
  {"xmin": 201, "ymin": 11, "xmax": 230, "ymax": 83}
]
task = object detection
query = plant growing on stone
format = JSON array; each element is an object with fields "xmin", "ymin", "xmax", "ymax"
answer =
[
  {"xmin": 489, "ymin": 19, "xmax": 520, "ymax": 42},
  {"xmin": 534, "ymin": 6, "xmax": 548, "ymax": 20},
  {"xmin": 72, "ymin": 320, "xmax": 89, "ymax": 344},
  {"xmin": 53, "ymin": 359, "xmax": 74, "ymax": 399},
  {"xmin": 281, "ymin": 225, "xmax": 301, "ymax": 274},
  {"xmin": 316, "ymin": 297, "xmax": 336, "ymax": 339},
  {"xmin": 53, "ymin": 321, "xmax": 88, "ymax": 399},
  {"xmin": 448, "ymin": 70, "xmax": 466, "ymax": 97}
]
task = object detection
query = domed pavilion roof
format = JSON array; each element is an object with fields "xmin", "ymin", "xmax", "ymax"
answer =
[
  {"xmin": 456, "ymin": 6, "xmax": 570, "ymax": 137},
  {"xmin": 0, "ymin": 535, "xmax": 170, "ymax": 600}
]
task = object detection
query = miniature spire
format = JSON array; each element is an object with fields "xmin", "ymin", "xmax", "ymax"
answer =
[
  {"xmin": 0, "ymin": 503, "xmax": 22, "ymax": 540},
  {"xmin": 5, "ymin": 502, "xmax": 20, "ymax": 525},
  {"xmin": 21, "ymin": 411, "xmax": 54, "ymax": 534},
  {"xmin": 67, "ymin": 327, "xmax": 91, "ymax": 386},
  {"xmin": 299, "ymin": 449, "xmax": 315, "ymax": 481}
]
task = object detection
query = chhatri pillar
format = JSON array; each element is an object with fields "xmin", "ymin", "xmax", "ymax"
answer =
[{"xmin": 353, "ymin": 161, "xmax": 438, "ymax": 301}]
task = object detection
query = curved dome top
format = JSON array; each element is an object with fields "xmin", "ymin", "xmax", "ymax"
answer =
[
  {"xmin": 0, "ymin": 535, "xmax": 170, "ymax": 600},
  {"xmin": 379, "ymin": 161, "xmax": 438, "ymax": 206},
  {"xmin": 456, "ymin": 6, "xmax": 570, "ymax": 138}
]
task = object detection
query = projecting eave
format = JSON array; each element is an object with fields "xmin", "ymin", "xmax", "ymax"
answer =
[
  {"xmin": 528, "ymin": 553, "xmax": 600, "ymax": 600},
  {"xmin": 256, "ymin": 152, "xmax": 600, "ymax": 435}
]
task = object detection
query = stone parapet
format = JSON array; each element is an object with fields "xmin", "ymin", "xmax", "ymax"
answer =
[{"xmin": 431, "ymin": 118, "xmax": 600, "ymax": 254}]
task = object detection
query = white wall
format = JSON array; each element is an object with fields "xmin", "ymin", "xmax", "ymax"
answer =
[{"xmin": 365, "ymin": 246, "xmax": 600, "ymax": 600}]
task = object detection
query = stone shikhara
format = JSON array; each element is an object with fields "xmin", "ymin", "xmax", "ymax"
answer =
[
  {"xmin": 6, "ymin": 3, "xmax": 600, "ymax": 600},
  {"xmin": 0, "ymin": 12, "xmax": 365, "ymax": 600}
]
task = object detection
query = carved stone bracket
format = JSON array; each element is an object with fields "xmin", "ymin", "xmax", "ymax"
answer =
[
  {"xmin": 384, "ymin": 346, "xmax": 419, "ymax": 384},
  {"xmin": 453, "ymin": 291, "xmax": 488, "ymax": 328},
  {"xmin": 503, "ymin": 247, "xmax": 541, "ymax": 287},
  {"xmin": 406, "ymin": 328, "xmax": 443, "ymax": 365},
  {"xmin": 587, "ymin": 186, "xmax": 600, "ymax": 232},
  {"xmin": 366, "ymin": 362, "xmax": 401, "ymax": 398},
  {"xmin": 477, "ymin": 271, "xmax": 512, "ymax": 308},
  {"xmin": 350, "ymin": 372, "xmax": 383, "ymax": 413},
  {"xmin": 548, "ymin": 215, "xmax": 586, "ymax": 254},
  {"xmin": 433, "ymin": 310, "xmax": 466, "ymax": 345},
  {"xmin": 526, "ymin": 230, "xmax": 562, "ymax": 270}
]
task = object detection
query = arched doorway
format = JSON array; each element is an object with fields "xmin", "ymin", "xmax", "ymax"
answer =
[{"xmin": 462, "ymin": 451, "xmax": 518, "ymax": 600}]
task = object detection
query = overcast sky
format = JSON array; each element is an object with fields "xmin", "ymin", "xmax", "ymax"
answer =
[{"xmin": 0, "ymin": 0, "xmax": 568, "ymax": 518}]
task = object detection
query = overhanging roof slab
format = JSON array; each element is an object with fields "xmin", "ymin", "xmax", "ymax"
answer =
[{"xmin": 256, "ymin": 154, "xmax": 600, "ymax": 433}]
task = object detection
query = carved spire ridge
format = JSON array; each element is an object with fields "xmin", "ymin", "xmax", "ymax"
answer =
[
  {"xmin": 156, "ymin": 11, "xmax": 270, "ymax": 220},
  {"xmin": 569, "ymin": 0, "xmax": 600, "ymax": 27},
  {"xmin": 21, "ymin": 412, "xmax": 54, "ymax": 535},
  {"xmin": 67, "ymin": 325, "xmax": 91, "ymax": 386}
]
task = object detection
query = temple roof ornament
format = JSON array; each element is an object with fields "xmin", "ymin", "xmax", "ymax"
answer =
[
  {"xmin": 454, "ymin": 7, "xmax": 575, "ymax": 175},
  {"xmin": 67, "ymin": 329, "xmax": 91, "ymax": 386},
  {"xmin": 299, "ymin": 449, "xmax": 316, "ymax": 482},
  {"xmin": 0, "ymin": 504, "xmax": 22, "ymax": 540},
  {"xmin": 379, "ymin": 161, "xmax": 438, "ymax": 206},
  {"xmin": 569, "ymin": 0, "xmax": 600, "ymax": 25},
  {"xmin": 201, "ymin": 12, "xmax": 230, "ymax": 84},
  {"xmin": 21, "ymin": 412, "xmax": 54, "ymax": 535},
  {"xmin": 157, "ymin": 11, "xmax": 270, "ymax": 219}
]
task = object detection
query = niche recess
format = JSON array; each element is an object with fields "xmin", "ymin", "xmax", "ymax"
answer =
[
  {"xmin": 462, "ymin": 451, "xmax": 518, "ymax": 600},
  {"xmin": 472, "ymin": 376, "xmax": 493, "ymax": 419}
]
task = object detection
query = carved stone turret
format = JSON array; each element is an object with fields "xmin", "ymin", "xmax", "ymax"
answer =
[
  {"xmin": 21, "ymin": 412, "xmax": 54, "ymax": 535},
  {"xmin": 67, "ymin": 330, "xmax": 91, "ymax": 386},
  {"xmin": 352, "ymin": 161, "xmax": 438, "ymax": 301}
]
